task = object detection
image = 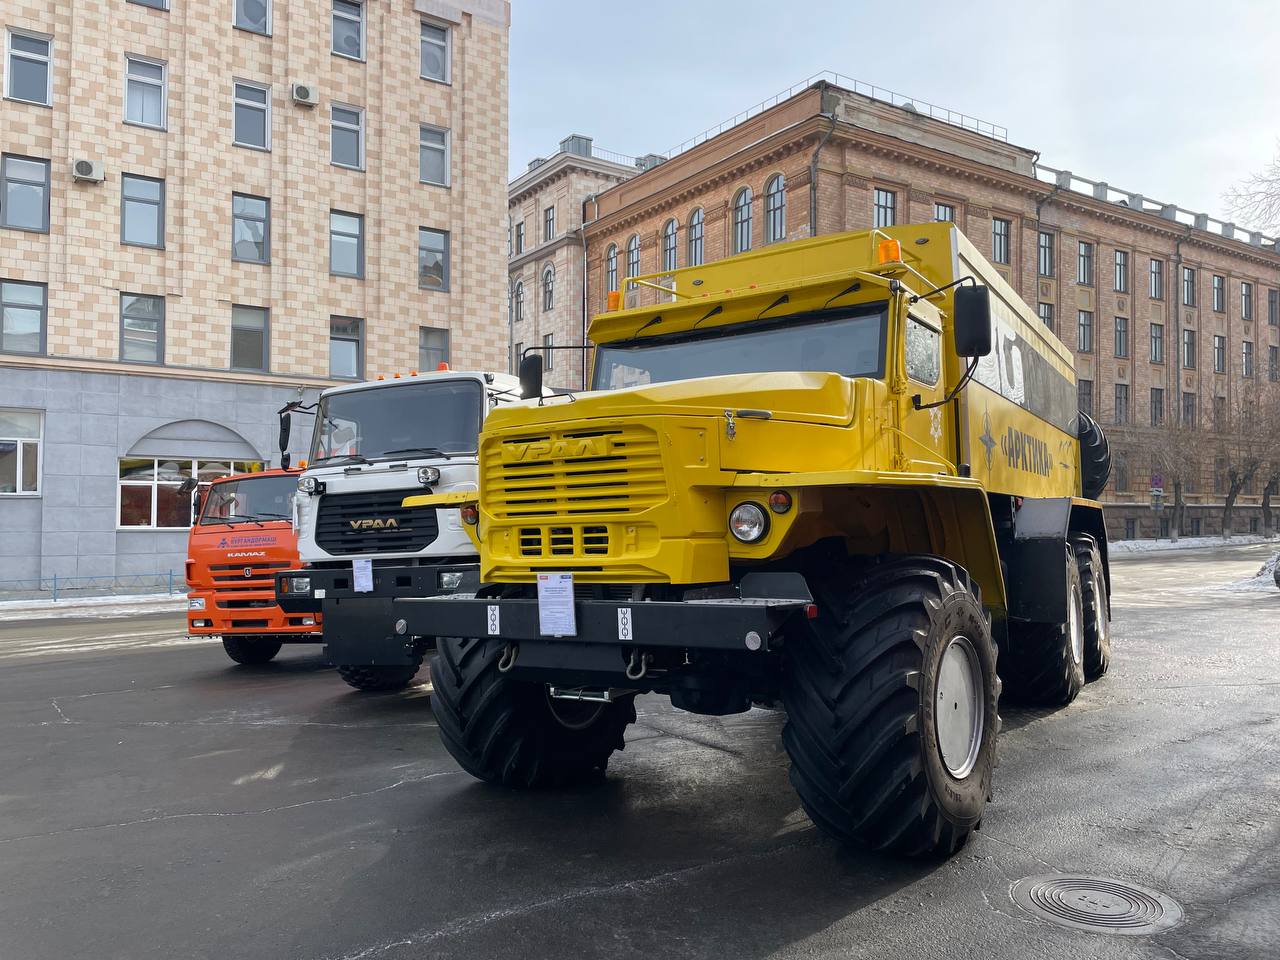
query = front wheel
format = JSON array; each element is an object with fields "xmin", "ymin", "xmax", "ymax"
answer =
[
  {"xmin": 782, "ymin": 555, "xmax": 1000, "ymax": 858},
  {"xmin": 222, "ymin": 636, "xmax": 282, "ymax": 665},
  {"xmin": 430, "ymin": 637, "xmax": 636, "ymax": 787},
  {"xmin": 336, "ymin": 664, "xmax": 420, "ymax": 692}
]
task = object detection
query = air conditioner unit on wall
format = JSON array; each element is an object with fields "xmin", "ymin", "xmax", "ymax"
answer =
[
  {"xmin": 72, "ymin": 159, "xmax": 104, "ymax": 183},
  {"xmin": 292, "ymin": 83, "xmax": 319, "ymax": 106}
]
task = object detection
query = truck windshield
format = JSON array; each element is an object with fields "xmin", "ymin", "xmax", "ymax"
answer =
[
  {"xmin": 199, "ymin": 474, "xmax": 297, "ymax": 525},
  {"xmin": 591, "ymin": 304, "xmax": 886, "ymax": 390},
  {"xmin": 310, "ymin": 379, "xmax": 483, "ymax": 464}
]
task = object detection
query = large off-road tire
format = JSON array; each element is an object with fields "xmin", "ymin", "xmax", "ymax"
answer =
[
  {"xmin": 1000, "ymin": 546, "xmax": 1085, "ymax": 705},
  {"xmin": 1077, "ymin": 410, "xmax": 1112, "ymax": 500},
  {"xmin": 336, "ymin": 664, "xmax": 420, "ymax": 692},
  {"xmin": 430, "ymin": 636, "xmax": 636, "ymax": 787},
  {"xmin": 222, "ymin": 636, "xmax": 282, "ymax": 665},
  {"xmin": 1072, "ymin": 534, "xmax": 1111, "ymax": 680},
  {"xmin": 781, "ymin": 555, "xmax": 1000, "ymax": 858}
]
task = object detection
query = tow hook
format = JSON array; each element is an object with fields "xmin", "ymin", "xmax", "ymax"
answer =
[
  {"xmin": 497, "ymin": 642, "xmax": 519, "ymax": 673},
  {"xmin": 625, "ymin": 649, "xmax": 652, "ymax": 681}
]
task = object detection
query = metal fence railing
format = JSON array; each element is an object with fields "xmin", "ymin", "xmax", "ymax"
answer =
[{"xmin": 0, "ymin": 572, "xmax": 186, "ymax": 602}]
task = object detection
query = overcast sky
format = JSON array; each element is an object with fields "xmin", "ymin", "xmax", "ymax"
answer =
[{"xmin": 509, "ymin": 0, "xmax": 1280, "ymax": 229}]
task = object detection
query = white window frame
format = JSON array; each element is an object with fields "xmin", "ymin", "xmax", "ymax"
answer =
[
  {"xmin": 0, "ymin": 408, "xmax": 42, "ymax": 497},
  {"xmin": 2, "ymin": 154, "xmax": 51, "ymax": 233},
  {"xmin": 233, "ymin": 0, "xmax": 272, "ymax": 35},
  {"xmin": 124, "ymin": 55, "xmax": 167, "ymax": 130},
  {"xmin": 117, "ymin": 457, "xmax": 265, "ymax": 530},
  {"xmin": 5, "ymin": 29, "xmax": 52, "ymax": 107},
  {"xmin": 419, "ymin": 124, "xmax": 450, "ymax": 186},
  {"xmin": 543, "ymin": 333, "xmax": 553, "ymax": 371},
  {"xmin": 330, "ymin": 103, "xmax": 364, "ymax": 170},
  {"xmin": 232, "ymin": 79, "xmax": 271, "ymax": 150},
  {"xmin": 420, "ymin": 18, "xmax": 451, "ymax": 83},
  {"xmin": 331, "ymin": 0, "xmax": 365, "ymax": 61}
]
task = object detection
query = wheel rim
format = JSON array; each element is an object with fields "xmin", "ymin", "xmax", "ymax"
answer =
[
  {"xmin": 545, "ymin": 690, "xmax": 606, "ymax": 731},
  {"xmin": 935, "ymin": 636, "xmax": 984, "ymax": 780},
  {"xmin": 1069, "ymin": 579, "xmax": 1084, "ymax": 666}
]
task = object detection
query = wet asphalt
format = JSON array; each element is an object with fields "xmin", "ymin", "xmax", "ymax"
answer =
[{"xmin": 0, "ymin": 543, "xmax": 1277, "ymax": 960}]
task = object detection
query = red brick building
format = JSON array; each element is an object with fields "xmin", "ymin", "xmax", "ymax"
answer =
[{"xmin": 580, "ymin": 79, "xmax": 1280, "ymax": 540}]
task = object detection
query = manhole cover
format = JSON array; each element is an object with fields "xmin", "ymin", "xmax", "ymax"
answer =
[{"xmin": 1010, "ymin": 875, "xmax": 1183, "ymax": 936}]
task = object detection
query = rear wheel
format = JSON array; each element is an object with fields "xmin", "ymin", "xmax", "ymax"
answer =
[
  {"xmin": 222, "ymin": 636, "xmax": 282, "ymax": 665},
  {"xmin": 1072, "ymin": 535, "xmax": 1111, "ymax": 680},
  {"xmin": 999, "ymin": 546, "xmax": 1085, "ymax": 705},
  {"xmin": 781, "ymin": 555, "xmax": 1000, "ymax": 858},
  {"xmin": 336, "ymin": 664, "xmax": 420, "ymax": 692},
  {"xmin": 430, "ymin": 637, "xmax": 636, "ymax": 787}
]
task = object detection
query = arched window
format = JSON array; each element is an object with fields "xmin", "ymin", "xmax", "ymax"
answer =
[
  {"xmin": 765, "ymin": 174, "xmax": 785, "ymax": 243},
  {"xmin": 688, "ymin": 208, "xmax": 704, "ymax": 266},
  {"xmin": 605, "ymin": 244, "xmax": 618, "ymax": 292},
  {"xmin": 542, "ymin": 264, "xmax": 555, "ymax": 311},
  {"xmin": 626, "ymin": 234, "xmax": 640, "ymax": 278},
  {"xmin": 661, "ymin": 219, "xmax": 678, "ymax": 273},
  {"xmin": 513, "ymin": 281, "xmax": 524, "ymax": 323},
  {"xmin": 732, "ymin": 187, "xmax": 753, "ymax": 254}
]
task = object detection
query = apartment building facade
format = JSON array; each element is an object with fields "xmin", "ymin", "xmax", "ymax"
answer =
[
  {"xmin": 580, "ymin": 79, "xmax": 1280, "ymax": 540},
  {"xmin": 0, "ymin": 0, "xmax": 510, "ymax": 589}
]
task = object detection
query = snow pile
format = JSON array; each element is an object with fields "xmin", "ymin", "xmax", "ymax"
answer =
[
  {"xmin": 1222, "ymin": 552, "xmax": 1280, "ymax": 593},
  {"xmin": 0, "ymin": 593, "xmax": 188, "ymax": 622},
  {"xmin": 1110, "ymin": 534, "xmax": 1279, "ymax": 554}
]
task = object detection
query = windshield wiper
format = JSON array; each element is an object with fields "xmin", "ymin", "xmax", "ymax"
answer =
[
  {"xmin": 379, "ymin": 447, "xmax": 453, "ymax": 460},
  {"xmin": 216, "ymin": 514, "xmax": 266, "ymax": 528},
  {"xmin": 311, "ymin": 453, "xmax": 369, "ymax": 467}
]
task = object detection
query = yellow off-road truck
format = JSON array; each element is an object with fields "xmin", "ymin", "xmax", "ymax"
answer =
[{"xmin": 393, "ymin": 223, "xmax": 1112, "ymax": 858}]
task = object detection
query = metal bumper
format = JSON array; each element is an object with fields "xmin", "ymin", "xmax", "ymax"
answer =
[{"xmin": 275, "ymin": 562, "xmax": 480, "ymax": 613}]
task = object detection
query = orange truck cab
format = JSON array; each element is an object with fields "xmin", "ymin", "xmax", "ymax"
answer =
[{"xmin": 186, "ymin": 467, "xmax": 321, "ymax": 665}]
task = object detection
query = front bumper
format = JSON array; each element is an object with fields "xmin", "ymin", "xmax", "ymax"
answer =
[
  {"xmin": 275, "ymin": 562, "xmax": 480, "ymax": 613},
  {"xmin": 186, "ymin": 590, "xmax": 321, "ymax": 639}
]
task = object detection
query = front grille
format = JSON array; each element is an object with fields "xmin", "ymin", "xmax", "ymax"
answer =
[
  {"xmin": 486, "ymin": 425, "xmax": 666, "ymax": 520},
  {"xmin": 314, "ymin": 490, "xmax": 440, "ymax": 555},
  {"xmin": 518, "ymin": 524, "xmax": 611, "ymax": 558},
  {"xmin": 210, "ymin": 561, "xmax": 291, "ymax": 591}
]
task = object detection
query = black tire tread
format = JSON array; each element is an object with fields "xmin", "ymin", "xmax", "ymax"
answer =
[
  {"xmin": 1072, "ymin": 535, "xmax": 1111, "ymax": 680},
  {"xmin": 1078, "ymin": 411, "xmax": 1112, "ymax": 500},
  {"xmin": 336, "ymin": 663, "xmax": 420, "ymax": 692},
  {"xmin": 1000, "ymin": 549, "xmax": 1085, "ymax": 706},
  {"xmin": 222, "ymin": 636, "xmax": 282, "ymax": 665}
]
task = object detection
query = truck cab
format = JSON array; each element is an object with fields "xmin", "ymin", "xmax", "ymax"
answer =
[{"xmin": 186, "ymin": 467, "xmax": 320, "ymax": 664}]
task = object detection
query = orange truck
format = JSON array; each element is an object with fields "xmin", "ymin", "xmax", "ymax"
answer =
[{"xmin": 185, "ymin": 467, "xmax": 321, "ymax": 664}]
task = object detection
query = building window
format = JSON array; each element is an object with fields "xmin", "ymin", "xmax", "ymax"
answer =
[
  {"xmin": 330, "ymin": 104, "xmax": 364, "ymax": 169},
  {"xmin": 231, "ymin": 304, "xmax": 268, "ymax": 371},
  {"xmin": 1270, "ymin": 289, "xmax": 1278, "ymax": 326},
  {"xmin": 1, "ymin": 155, "xmax": 50, "ymax": 232},
  {"xmin": 873, "ymin": 188, "xmax": 895, "ymax": 229},
  {"xmin": 605, "ymin": 245, "xmax": 618, "ymax": 293},
  {"xmin": 1, "ymin": 280, "xmax": 46, "ymax": 355},
  {"xmin": 419, "ymin": 326, "xmax": 449, "ymax": 370},
  {"xmin": 331, "ymin": 0, "xmax": 364, "ymax": 60},
  {"xmin": 992, "ymin": 217, "xmax": 1010, "ymax": 265},
  {"xmin": 330, "ymin": 211, "xmax": 364, "ymax": 278},
  {"xmin": 1114, "ymin": 316, "xmax": 1128, "ymax": 358},
  {"xmin": 1213, "ymin": 334, "xmax": 1226, "ymax": 373},
  {"xmin": 514, "ymin": 221, "xmax": 525, "ymax": 254},
  {"xmin": 5, "ymin": 30, "xmax": 51, "ymax": 106},
  {"xmin": 543, "ymin": 333, "xmax": 554, "ymax": 370},
  {"xmin": 1182, "ymin": 267, "xmax": 1196, "ymax": 306},
  {"xmin": 119, "ymin": 458, "xmax": 265, "ymax": 529},
  {"xmin": 232, "ymin": 80, "xmax": 270, "ymax": 149},
  {"xmin": 1114, "ymin": 384, "xmax": 1129, "ymax": 425},
  {"xmin": 1150, "ymin": 387, "xmax": 1164, "ymax": 427},
  {"xmin": 934, "ymin": 202, "xmax": 955, "ymax": 223},
  {"xmin": 1181, "ymin": 391, "xmax": 1196, "ymax": 426},
  {"xmin": 513, "ymin": 281, "xmax": 524, "ymax": 322},
  {"xmin": 234, "ymin": 0, "xmax": 270, "ymax": 34},
  {"xmin": 626, "ymin": 234, "xmax": 640, "ymax": 277},
  {"xmin": 732, "ymin": 187, "xmax": 753, "ymax": 253},
  {"xmin": 1077, "ymin": 310, "xmax": 1093, "ymax": 353},
  {"xmin": 124, "ymin": 56, "xmax": 166, "ymax": 128},
  {"xmin": 418, "ymin": 227, "xmax": 448, "ymax": 291},
  {"xmin": 1150, "ymin": 258, "xmax": 1164, "ymax": 300},
  {"xmin": 1212, "ymin": 275, "xmax": 1225, "ymax": 312},
  {"xmin": 1077, "ymin": 241, "xmax": 1093, "ymax": 285},
  {"xmin": 1114, "ymin": 250, "xmax": 1129, "ymax": 293},
  {"xmin": 120, "ymin": 174, "xmax": 163, "ymax": 248},
  {"xmin": 1243, "ymin": 340, "xmax": 1254, "ymax": 378},
  {"xmin": 1270, "ymin": 344, "xmax": 1278, "ymax": 382},
  {"xmin": 661, "ymin": 219, "xmax": 677, "ymax": 273},
  {"xmin": 1242, "ymin": 282, "xmax": 1253, "ymax": 321},
  {"xmin": 541, "ymin": 264, "xmax": 554, "ymax": 311},
  {"xmin": 420, "ymin": 19, "xmax": 450, "ymax": 82},
  {"xmin": 1182, "ymin": 329, "xmax": 1196, "ymax": 369},
  {"xmin": 1125, "ymin": 518, "xmax": 1137, "ymax": 540},
  {"xmin": 329, "ymin": 316, "xmax": 362, "ymax": 379},
  {"xmin": 513, "ymin": 341, "xmax": 523, "ymax": 372},
  {"xmin": 1150, "ymin": 322, "xmax": 1164, "ymax": 363},
  {"xmin": 764, "ymin": 174, "xmax": 786, "ymax": 243},
  {"xmin": 1077, "ymin": 378, "xmax": 1093, "ymax": 416},
  {"xmin": 0, "ymin": 408, "xmax": 41, "ymax": 495},
  {"xmin": 1038, "ymin": 231, "xmax": 1054, "ymax": 277},
  {"xmin": 543, "ymin": 205, "xmax": 555, "ymax": 242},
  {"xmin": 687, "ymin": 208, "xmax": 704, "ymax": 266},
  {"xmin": 231, "ymin": 193, "xmax": 269, "ymax": 263},
  {"xmin": 120, "ymin": 293, "xmax": 164, "ymax": 364},
  {"xmin": 1037, "ymin": 302, "xmax": 1053, "ymax": 332}
]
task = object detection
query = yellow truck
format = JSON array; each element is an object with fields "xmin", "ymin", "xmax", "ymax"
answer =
[{"xmin": 393, "ymin": 223, "xmax": 1112, "ymax": 858}]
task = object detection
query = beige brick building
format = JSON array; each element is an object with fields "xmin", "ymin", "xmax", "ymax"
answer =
[
  {"xmin": 0, "ymin": 0, "xmax": 509, "ymax": 588},
  {"xmin": 577, "ymin": 78, "xmax": 1280, "ymax": 540}
]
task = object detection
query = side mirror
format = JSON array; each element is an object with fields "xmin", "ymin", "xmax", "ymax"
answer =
[
  {"xmin": 278, "ymin": 412, "xmax": 292, "ymax": 470},
  {"xmin": 519, "ymin": 352, "xmax": 544, "ymax": 400},
  {"xmin": 953, "ymin": 285, "xmax": 993, "ymax": 358},
  {"xmin": 176, "ymin": 477, "xmax": 199, "ymax": 496}
]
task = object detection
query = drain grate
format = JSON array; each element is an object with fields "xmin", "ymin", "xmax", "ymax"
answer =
[{"xmin": 1010, "ymin": 875, "xmax": 1183, "ymax": 936}]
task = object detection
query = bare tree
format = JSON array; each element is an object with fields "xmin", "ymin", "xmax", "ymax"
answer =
[
  {"xmin": 1224, "ymin": 142, "xmax": 1280, "ymax": 233},
  {"xmin": 1214, "ymin": 381, "xmax": 1280, "ymax": 538},
  {"xmin": 1137, "ymin": 417, "xmax": 1203, "ymax": 542}
]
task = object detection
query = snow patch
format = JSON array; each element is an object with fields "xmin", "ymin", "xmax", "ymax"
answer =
[
  {"xmin": 1222, "ymin": 552, "xmax": 1280, "ymax": 593},
  {"xmin": 0, "ymin": 593, "xmax": 188, "ymax": 622},
  {"xmin": 1110, "ymin": 534, "xmax": 1279, "ymax": 554}
]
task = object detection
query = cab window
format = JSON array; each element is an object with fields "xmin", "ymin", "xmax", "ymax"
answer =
[{"xmin": 906, "ymin": 316, "xmax": 940, "ymax": 386}]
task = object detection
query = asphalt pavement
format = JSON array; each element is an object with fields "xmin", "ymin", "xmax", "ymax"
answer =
[{"xmin": 1, "ymin": 543, "xmax": 1277, "ymax": 960}]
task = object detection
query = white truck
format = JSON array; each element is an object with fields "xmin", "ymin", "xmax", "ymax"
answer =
[{"xmin": 276, "ymin": 369, "xmax": 525, "ymax": 690}]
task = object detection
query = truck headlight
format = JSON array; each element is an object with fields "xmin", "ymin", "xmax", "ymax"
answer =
[
  {"xmin": 729, "ymin": 502, "xmax": 769, "ymax": 543},
  {"xmin": 188, "ymin": 597, "xmax": 206, "ymax": 611},
  {"xmin": 288, "ymin": 576, "xmax": 312, "ymax": 594},
  {"xmin": 298, "ymin": 476, "xmax": 324, "ymax": 495},
  {"xmin": 417, "ymin": 466, "xmax": 441, "ymax": 486},
  {"xmin": 439, "ymin": 571, "xmax": 464, "ymax": 590}
]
